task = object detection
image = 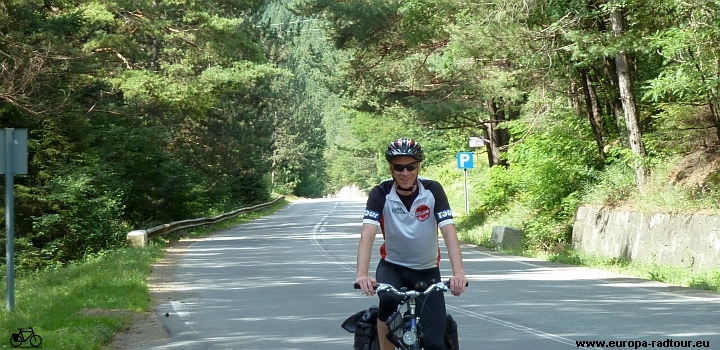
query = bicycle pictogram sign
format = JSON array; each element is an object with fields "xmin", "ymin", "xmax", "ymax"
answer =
[{"xmin": 9, "ymin": 327, "xmax": 42, "ymax": 348}]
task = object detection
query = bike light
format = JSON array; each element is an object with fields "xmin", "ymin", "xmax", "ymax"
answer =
[{"xmin": 403, "ymin": 330, "xmax": 417, "ymax": 345}]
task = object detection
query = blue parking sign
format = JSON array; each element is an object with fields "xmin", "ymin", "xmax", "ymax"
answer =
[{"xmin": 457, "ymin": 152, "xmax": 474, "ymax": 169}]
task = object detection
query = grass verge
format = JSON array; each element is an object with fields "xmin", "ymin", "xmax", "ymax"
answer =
[
  {"xmin": 543, "ymin": 250, "xmax": 720, "ymax": 293},
  {"xmin": 0, "ymin": 197, "xmax": 289, "ymax": 350}
]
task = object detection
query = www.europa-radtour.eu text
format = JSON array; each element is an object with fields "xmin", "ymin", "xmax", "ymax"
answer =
[{"xmin": 575, "ymin": 339, "xmax": 709, "ymax": 348}]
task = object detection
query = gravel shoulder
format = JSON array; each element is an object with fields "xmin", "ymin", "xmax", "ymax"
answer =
[{"xmin": 104, "ymin": 239, "xmax": 199, "ymax": 349}]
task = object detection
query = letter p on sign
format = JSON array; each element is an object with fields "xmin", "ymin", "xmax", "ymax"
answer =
[{"xmin": 457, "ymin": 152, "xmax": 474, "ymax": 169}]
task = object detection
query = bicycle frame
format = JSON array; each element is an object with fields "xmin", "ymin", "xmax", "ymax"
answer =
[
  {"xmin": 376, "ymin": 281, "xmax": 450, "ymax": 350},
  {"xmin": 353, "ymin": 279, "xmax": 466, "ymax": 350},
  {"xmin": 401, "ymin": 291, "xmax": 420, "ymax": 348}
]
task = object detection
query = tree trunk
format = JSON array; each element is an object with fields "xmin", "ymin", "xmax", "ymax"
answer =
[
  {"xmin": 482, "ymin": 124, "xmax": 494, "ymax": 166},
  {"xmin": 708, "ymin": 58, "xmax": 720, "ymax": 144},
  {"xmin": 484, "ymin": 99, "xmax": 509, "ymax": 167},
  {"xmin": 711, "ymin": 99, "xmax": 720, "ymax": 145},
  {"xmin": 151, "ymin": 0, "xmax": 161, "ymax": 71},
  {"xmin": 600, "ymin": 57, "xmax": 629, "ymax": 147},
  {"xmin": 610, "ymin": 9, "xmax": 648, "ymax": 187},
  {"xmin": 589, "ymin": 0, "xmax": 626, "ymax": 147},
  {"xmin": 580, "ymin": 70, "xmax": 606, "ymax": 160},
  {"xmin": 570, "ymin": 79, "xmax": 582, "ymax": 116}
]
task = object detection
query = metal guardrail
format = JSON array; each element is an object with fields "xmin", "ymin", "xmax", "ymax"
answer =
[{"xmin": 127, "ymin": 196, "xmax": 285, "ymax": 247}]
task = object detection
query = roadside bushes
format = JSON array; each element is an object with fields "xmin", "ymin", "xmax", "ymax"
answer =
[
  {"xmin": 1, "ymin": 119, "xmax": 273, "ymax": 273},
  {"xmin": 31, "ymin": 172, "xmax": 130, "ymax": 267},
  {"xmin": 468, "ymin": 111, "xmax": 604, "ymax": 252}
]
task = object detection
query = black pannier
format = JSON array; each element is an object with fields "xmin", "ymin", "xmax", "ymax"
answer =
[{"xmin": 342, "ymin": 306, "xmax": 381, "ymax": 350}]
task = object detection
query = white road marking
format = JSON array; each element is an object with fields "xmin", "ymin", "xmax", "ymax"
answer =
[
  {"xmin": 310, "ymin": 201, "xmax": 600, "ymax": 348},
  {"xmin": 171, "ymin": 300, "xmax": 191, "ymax": 320}
]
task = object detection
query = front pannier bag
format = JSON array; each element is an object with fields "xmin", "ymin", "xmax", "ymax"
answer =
[{"xmin": 341, "ymin": 306, "xmax": 381, "ymax": 350}]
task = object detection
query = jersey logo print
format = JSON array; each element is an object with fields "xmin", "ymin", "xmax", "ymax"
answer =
[
  {"xmin": 364, "ymin": 209, "xmax": 380, "ymax": 220},
  {"xmin": 436, "ymin": 209, "xmax": 453, "ymax": 220},
  {"xmin": 415, "ymin": 205, "xmax": 431, "ymax": 222},
  {"xmin": 392, "ymin": 207, "xmax": 406, "ymax": 214}
]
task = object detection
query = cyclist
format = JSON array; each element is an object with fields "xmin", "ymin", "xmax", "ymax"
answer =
[{"xmin": 355, "ymin": 138, "xmax": 468, "ymax": 350}]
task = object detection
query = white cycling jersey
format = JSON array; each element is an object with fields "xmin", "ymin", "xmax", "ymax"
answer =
[{"xmin": 363, "ymin": 177, "xmax": 455, "ymax": 270}]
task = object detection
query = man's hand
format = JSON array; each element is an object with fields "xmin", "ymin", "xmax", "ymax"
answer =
[
  {"xmin": 448, "ymin": 274, "xmax": 467, "ymax": 297},
  {"xmin": 355, "ymin": 276, "xmax": 377, "ymax": 296}
]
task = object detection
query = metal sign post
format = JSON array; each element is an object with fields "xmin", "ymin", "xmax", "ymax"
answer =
[
  {"xmin": 456, "ymin": 152, "xmax": 474, "ymax": 216},
  {"xmin": 464, "ymin": 168, "xmax": 469, "ymax": 215},
  {"xmin": 1, "ymin": 128, "xmax": 28, "ymax": 312}
]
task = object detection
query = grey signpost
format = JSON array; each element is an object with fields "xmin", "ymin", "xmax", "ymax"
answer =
[
  {"xmin": 457, "ymin": 137, "xmax": 484, "ymax": 216},
  {"xmin": 456, "ymin": 151, "xmax": 474, "ymax": 215},
  {"xmin": 1, "ymin": 128, "xmax": 28, "ymax": 312}
]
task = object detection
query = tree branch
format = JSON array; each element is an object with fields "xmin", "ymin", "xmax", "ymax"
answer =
[
  {"xmin": 92, "ymin": 48, "xmax": 132, "ymax": 69},
  {"xmin": 86, "ymin": 108, "xmax": 145, "ymax": 117}
]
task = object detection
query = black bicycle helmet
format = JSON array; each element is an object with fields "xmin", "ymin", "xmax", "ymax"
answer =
[{"xmin": 385, "ymin": 138, "xmax": 425, "ymax": 162}]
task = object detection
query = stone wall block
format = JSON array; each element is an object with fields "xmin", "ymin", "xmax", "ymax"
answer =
[
  {"xmin": 573, "ymin": 206, "xmax": 720, "ymax": 271},
  {"xmin": 491, "ymin": 226, "xmax": 523, "ymax": 250}
]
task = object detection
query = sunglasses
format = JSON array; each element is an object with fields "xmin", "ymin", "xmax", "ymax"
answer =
[{"xmin": 392, "ymin": 162, "xmax": 419, "ymax": 172}]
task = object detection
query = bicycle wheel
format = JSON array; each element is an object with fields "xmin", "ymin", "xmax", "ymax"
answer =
[
  {"xmin": 9, "ymin": 335, "xmax": 22, "ymax": 347},
  {"xmin": 29, "ymin": 335, "xmax": 42, "ymax": 347}
]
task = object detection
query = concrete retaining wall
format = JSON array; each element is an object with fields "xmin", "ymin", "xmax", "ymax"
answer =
[
  {"xmin": 491, "ymin": 226, "xmax": 523, "ymax": 250},
  {"xmin": 572, "ymin": 206, "xmax": 720, "ymax": 271}
]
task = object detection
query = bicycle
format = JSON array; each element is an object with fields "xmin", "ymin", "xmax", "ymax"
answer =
[
  {"xmin": 10, "ymin": 327, "xmax": 42, "ymax": 348},
  {"xmin": 354, "ymin": 280, "xmax": 463, "ymax": 350}
]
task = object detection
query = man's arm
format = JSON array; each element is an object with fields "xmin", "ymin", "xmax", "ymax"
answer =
[
  {"xmin": 440, "ymin": 223, "xmax": 467, "ymax": 296},
  {"xmin": 356, "ymin": 223, "xmax": 378, "ymax": 296}
]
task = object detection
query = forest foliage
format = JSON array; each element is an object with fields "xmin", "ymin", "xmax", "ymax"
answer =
[
  {"xmin": 0, "ymin": 0, "xmax": 329, "ymax": 271},
  {"xmin": 297, "ymin": 0, "xmax": 720, "ymax": 252},
  {"xmin": 2, "ymin": 0, "xmax": 720, "ymax": 272}
]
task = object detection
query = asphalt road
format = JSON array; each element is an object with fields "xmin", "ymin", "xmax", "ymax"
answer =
[{"xmin": 138, "ymin": 198, "xmax": 720, "ymax": 349}]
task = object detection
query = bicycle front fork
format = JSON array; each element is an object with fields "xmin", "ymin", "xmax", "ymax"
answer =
[{"xmin": 403, "ymin": 300, "xmax": 420, "ymax": 348}]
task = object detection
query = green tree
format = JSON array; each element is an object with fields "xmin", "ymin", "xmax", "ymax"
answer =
[
  {"xmin": 1, "ymin": 0, "xmax": 282, "ymax": 269},
  {"xmin": 298, "ymin": 0, "xmax": 520, "ymax": 167},
  {"xmin": 254, "ymin": 1, "xmax": 335, "ymax": 197},
  {"xmin": 644, "ymin": 0, "xmax": 720, "ymax": 145}
]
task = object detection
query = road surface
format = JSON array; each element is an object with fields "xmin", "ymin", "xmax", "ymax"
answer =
[{"xmin": 136, "ymin": 198, "xmax": 720, "ymax": 349}]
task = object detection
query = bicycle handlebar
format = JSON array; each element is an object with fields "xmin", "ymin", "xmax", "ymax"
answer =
[{"xmin": 353, "ymin": 280, "xmax": 468, "ymax": 297}]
